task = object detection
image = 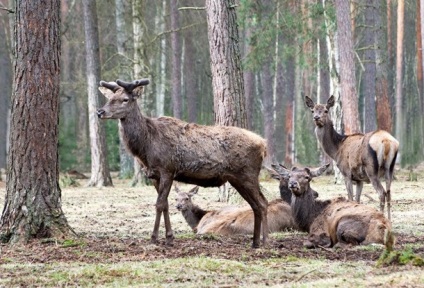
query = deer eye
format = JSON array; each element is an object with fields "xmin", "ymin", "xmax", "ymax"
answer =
[
  {"xmin": 324, "ymin": 110, "xmax": 328, "ymax": 113},
  {"xmin": 122, "ymin": 98, "xmax": 129, "ymax": 103}
]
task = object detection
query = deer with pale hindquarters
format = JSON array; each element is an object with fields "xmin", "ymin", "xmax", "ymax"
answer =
[
  {"xmin": 304, "ymin": 95, "xmax": 399, "ymax": 220},
  {"xmin": 97, "ymin": 79, "xmax": 269, "ymax": 248},
  {"xmin": 175, "ymin": 185, "xmax": 296, "ymax": 235},
  {"xmin": 271, "ymin": 164, "xmax": 394, "ymax": 249}
]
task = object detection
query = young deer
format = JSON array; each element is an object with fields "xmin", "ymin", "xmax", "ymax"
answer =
[
  {"xmin": 272, "ymin": 164, "xmax": 394, "ymax": 249},
  {"xmin": 175, "ymin": 186, "xmax": 295, "ymax": 235},
  {"xmin": 305, "ymin": 95, "xmax": 399, "ymax": 220},
  {"xmin": 97, "ymin": 79, "xmax": 269, "ymax": 247}
]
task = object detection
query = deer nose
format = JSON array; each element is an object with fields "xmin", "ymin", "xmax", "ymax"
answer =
[
  {"xmin": 97, "ymin": 109, "xmax": 105, "ymax": 118},
  {"xmin": 313, "ymin": 115, "xmax": 320, "ymax": 121},
  {"xmin": 289, "ymin": 181, "xmax": 298, "ymax": 188}
]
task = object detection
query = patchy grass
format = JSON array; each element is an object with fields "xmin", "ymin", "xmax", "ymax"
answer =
[{"xmin": 1, "ymin": 164, "xmax": 424, "ymax": 287}]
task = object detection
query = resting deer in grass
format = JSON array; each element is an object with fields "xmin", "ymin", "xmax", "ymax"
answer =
[
  {"xmin": 175, "ymin": 186, "xmax": 295, "ymax": 235},
  {"xmin": 97, "ymin": 79, "xmax": 268, "ymax": 247},
  {"xmin": 305, "ymin": 96, "xmax": 399, "ymax": 220},
  {"xmin": 272, "ymin": 164, "xmax": 394, "ymax": 249}
]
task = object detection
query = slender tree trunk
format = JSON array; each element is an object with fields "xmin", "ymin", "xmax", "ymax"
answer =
[
  {"xmin": 184, "ymin": 25, "xmax": 198, "ymax": 123},
  {"xmin": 155, "ymin": 0, "xmax": 166, "ymax": 117},
  {"xmin": 375, "ymin": 0, "xmax": 393, "ymax": 133},
  {"xmin": 261, "ymin": 58, "xmax": 276, "ymax": 164},
  {"xmin": 243, "ymin": 25, "xmax": 255, "ymax": 130},
  {"xmin": 395, "ymin": 0, "xmax": 404, "ymax": 147},
  {"xmin": 362, "ymin": 0, "xmax": 377, "ymax": 132},
  {"xmin": 115, "ymin": 0, "xmax": 134, "ymax": 179},
  {"xmin": 417, "ymin": 0, "xmax": 423, "ymax": 99},
  {"xmin": 335, "ymin": 0, "xmax": 360, "ymax": 134},
  {"xmin": 206, "ymin": 0, "xmax": 247, "ymax": 128},
  {"xmin": 83, "ymin": 0, "xmax": 113, "ymax": 187},
  {"xmin": 170, "ymin": 0, "xmax": 182, "ymax": 119},
  {"xmin": 0, "ymin": 0, "xmax": 74, "ymax": 243}
]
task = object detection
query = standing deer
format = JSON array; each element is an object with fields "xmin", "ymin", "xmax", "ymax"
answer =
[
  {"xmin": 272, "ymin": 164, "xmax": 394, "ymax": 249},
  {"xmin": 305, "ymin": 95, "xmax": 399, "ymax": 219},
  {"xmin": 97, "ymin": 79, "xmax": 268, "ymax": 247}
]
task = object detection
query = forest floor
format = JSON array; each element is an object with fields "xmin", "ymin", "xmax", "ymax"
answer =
[{"xmin": 0, "ymin": 164, "xmax": 424, "ymax": 287}]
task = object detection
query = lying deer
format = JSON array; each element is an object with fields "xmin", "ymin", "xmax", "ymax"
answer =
[
  {"xmin": 97, "ymin": 79, "xmax": 268, "ymax": 247},
  {"xmin": 305, "ymin": 95, "xmax": 399, "ymax": 219},
  {"xmin": 272, "ymin": 163, "xmax": 394, "ymax": 249},
  {"xmin": 175, "ymin": 186, "xmax": 295, "ymax": 235}
]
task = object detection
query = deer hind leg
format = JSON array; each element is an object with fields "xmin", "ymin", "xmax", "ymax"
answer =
[
  {"xmin": 344, "ymin": 177, "xmax": 355, "ymax": 201},
  {"xmin": 384, "ymin": 169, "xmax": 393, "ymax": 220},
  {"xmin": 355, "ymin": 181, "xmax": 364, "ymax": 203},
  {"xmin": 229, "ymin": 177, "xmax": 268, "ymax": 248},
  {"xmin": 369, "ymin": 176, "xmax": 387, "ymax": 217},
  {"xmin": 152, "ymin": 177, "xmax": 174, "ymax": 245}
]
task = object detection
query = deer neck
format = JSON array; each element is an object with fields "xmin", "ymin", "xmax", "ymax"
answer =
[
  {"xmin": 292, "ymin": 187, "xmax": 331, "ymax": 232},
  {"xmin": 315, "ymin": 120, "xmax": 344, "ymax": 160},
  {"xmin": 118, "ymin": 107, "xmax": 150, "ymax": 162},
  {"xmin": 182, "ymin": 205, "xmax": 208, "ymax": 230}
]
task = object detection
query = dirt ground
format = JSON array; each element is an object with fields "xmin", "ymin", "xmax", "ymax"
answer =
[{"xmin": 0, "ymin": 165, "xmax": 424, "ymax": 286}]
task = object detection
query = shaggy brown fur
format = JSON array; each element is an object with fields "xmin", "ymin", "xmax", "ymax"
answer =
[
  {"xmin": 273, "ymin": 164, "xmax": 393, "ymax": 249},
  {"xmin": 175, "ymin": 186, "xmax": 295, "ymax": 235},
  {"xmin": 97, "ymin": 79, "xmax": 268, "ymax": 247},
  {"xmin": 305, "ymin": 95, "xmax": 399, "ymax": 220}
]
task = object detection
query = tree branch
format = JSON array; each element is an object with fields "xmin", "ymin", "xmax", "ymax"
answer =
[
  {"xmin": 178, "ymin": 6, "xmax": 205, "ymax": 11},
  {"xmin": 0, "ymin": 5, "xmax": 14, "ymax": 13}
]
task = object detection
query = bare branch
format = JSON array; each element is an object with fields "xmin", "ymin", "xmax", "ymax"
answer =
[
  {"xmin": 178, "ymin": 6, "xmax": 205, "ymax": 11},
  {"xmin": 0, "ymin": 5, "xmax": 14, "ymax": 13}
]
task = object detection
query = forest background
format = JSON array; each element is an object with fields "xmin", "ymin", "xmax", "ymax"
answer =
[{"xmin": 0, "ymin": 0, "xmax": 423, "ymax": 180}]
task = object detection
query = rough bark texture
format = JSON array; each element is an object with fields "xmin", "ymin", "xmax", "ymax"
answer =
[
  {"xmin": 0, "ymin": 0, "xmax": 74, "ymax": 243},
  {"xmin": 0, "ymin": 20, "xmax": 11, "ymax": 170},
  {"xmin": 363, "ymin": 0, "xmax": 377, "ymax": 132},
  {"xmin": 206, "ymin": 0, "xmax": 247, "ymax": 128},
  {"xmin": 83, "ymin": 0, "xmax": 113, "ymax": 187},
  {"xmin": 335, "ymin": 0, "xmax": 360, "ymax": 134},
  {"xmin": 395, "ymin": 0, "xmax": 404, "ymax": 144},
  {"xmin": 375, "ymin": 0, "xmax": 393, "ymax": 133}
]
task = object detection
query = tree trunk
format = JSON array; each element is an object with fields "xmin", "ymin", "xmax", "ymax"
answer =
[
  {"xmin": 184, "ymin": 24, "xmax": 198, "ymax": 123},
  {"xmin": 132, "ymin": 0, "xmax": 148, "ymax": 186},
  {"xmin": 170, "ymin": 0, "xmax": 182, "ymax": 119},
  {"xmin": 375, "ymin": 0, "xmax": 393, "ymax": 133},
  {"xmin": 261, "ymin": 58, "xmax": 276, "ymax": 165},
  {"xmin": 362, "ymin": 0, "xmax": 377, "ymax": 132},
  {"xmin": 155, "ymin": 0, "xmax": 166, "ymax": 117},
  {"xmin": 83, "ymin": 0, "xmax": 113, "ymax": 187},
  {"xmin": 335, "ymin": 0, "xmax": 360, "ymax": 134},
  {"xmin": 206, "ymin": 0, "xmax": 247, "ymax": 128},
  {"xmin": 243, "ymin": 21, "xmax": 255, "ymax": 130},
  {"xmin": 395, "ymin": 0, "xmax": 404, "ymax": 147},
  {"xmin": 0, "ymin": 0, "xmax": 74, "ymax": 243},
  {"xmin": 115, "ymin": 0, "xmax": 134, "ymax": 179}
]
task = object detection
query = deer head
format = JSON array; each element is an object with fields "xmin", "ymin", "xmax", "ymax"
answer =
[
  {"xmin": 175, "ymin": 186, "xmax": 200, "ymax": 211},
  {"xmin": 272, "ymin": 164, "xmax": 330, "ymax": 197},
  {"xmin": 304, "ymin": 95, "xmax": 335, "ymax": 128},
  {"xmin": 97, "ymin": 79, "xmax": 150, "ymax": 119}
]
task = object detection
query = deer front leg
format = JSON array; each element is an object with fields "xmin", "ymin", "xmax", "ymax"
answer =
[{"xmin": 151, "ymin": 177, "xmax": 174, "ymax": 245}]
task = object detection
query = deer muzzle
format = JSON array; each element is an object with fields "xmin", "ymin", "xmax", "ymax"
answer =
[{"xmin": 97, "ymin": 109, "xmax": 105, "ymax": 118}]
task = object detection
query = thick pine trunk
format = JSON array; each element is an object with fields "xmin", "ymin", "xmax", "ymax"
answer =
[
  {"xmin": 335, "ymin": 0, "xmax": 360, "ymax": 134},
  {"xmin": 206, "ymin": 0, "xmax": 247, "ymax": 128},
  {"xmin": 0, "ymin": 0, "xmax": 74, "ymax": 243}
]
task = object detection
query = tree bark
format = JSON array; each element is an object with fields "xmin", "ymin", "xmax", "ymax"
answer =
[
  {"xmin": 335, "ymin": 0, "xmax": 360, "ymax": 134},
  {"xmin": 184, "ymin": 23, "xmax": 198, "ymax": 123},
  {"xmin": 395, "ymin": 0, "xmax": 404, "ymax": 145},
  {"xmin": 0, "ymin": 0, "xmax": 74, "ymax": 243},
  {"xmin": 362, "ymin": 0, "xmax": 377, "ymax": 132},
  {"xmin": 83, "ymin": 0, "xmax": 113, "ymax": 187},
  {"xmin": 375, "ymin": 0, "xmax": 393, "ymax": 133},
  {"xmin": 115, "ymin": 0, "xmax": 134, "ymax": 178},
  {"xmin": 206, "ymin": 0, "xmax": 247, "ymax": 128},
  {"xmin": 170, "ymin": 0, "xmax": 182, "ymax": 119}
]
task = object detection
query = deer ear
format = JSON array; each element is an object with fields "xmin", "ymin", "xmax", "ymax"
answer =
[
  {"xmin": 309, "ymin": 163, "xmax": 330, "ymax": 178},
  {"xmin": 132, "ymin": 86, "xmax": 144, "ymax": 99},
  {"xmin": 327, "ymin": 95, "xmax": 335, "ymax": 108},
  {"xmin": 265, "ymin": 166, "xmax": 281, "ymax": 181},
  {"xmin": 189, "ymin": 186, "xmax": 199, "ymax": 196},
  {"xmin": 305, "ymin": 96, "xmax": 315, "ymax": 109},
  {"xmin": 98, "ymin": 87, "xmax": 115, "ymax": 99}
]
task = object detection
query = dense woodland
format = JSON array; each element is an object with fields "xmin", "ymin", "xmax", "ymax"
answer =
[{"xmin": 0, "ymin": 0, "xmax": 423, "ymax": 177}]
